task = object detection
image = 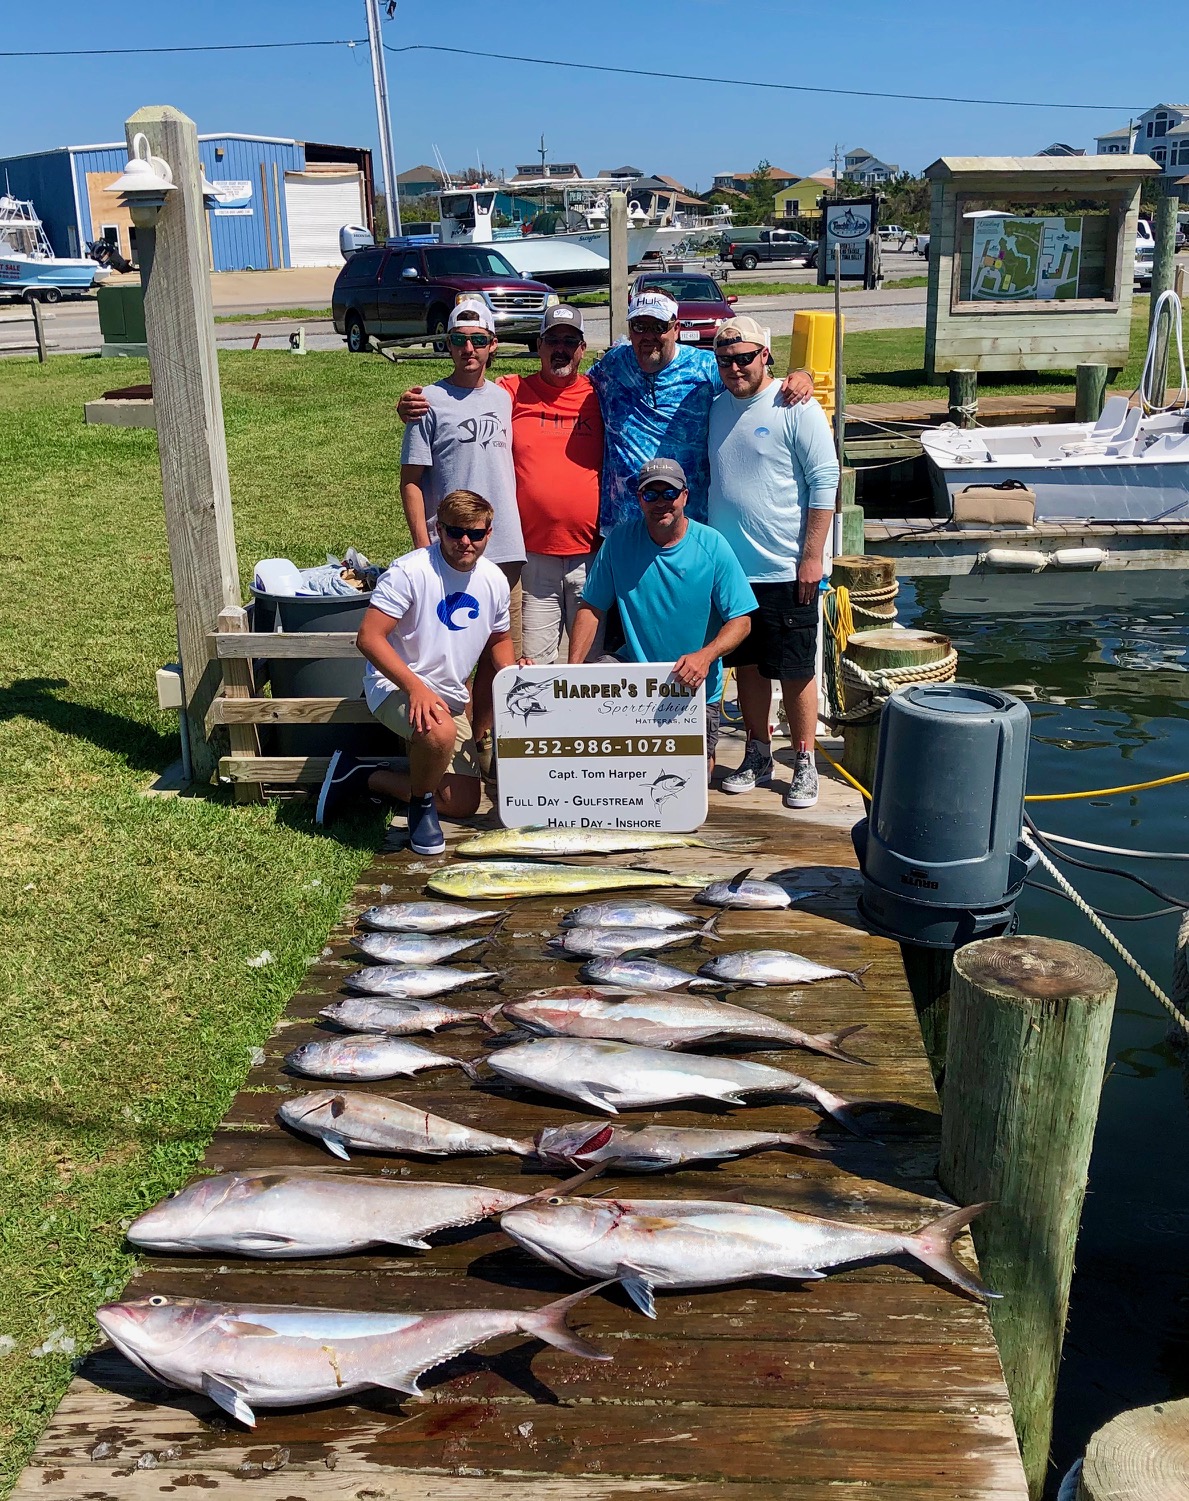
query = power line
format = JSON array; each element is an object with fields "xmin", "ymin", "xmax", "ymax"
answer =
[
  {"xmin": 386, "ymin": 43, "xmax": 1142, "ymax": 113},
  {"xmin": 0, "ymin": 39, "xmax": 362, "ymax": 58}
]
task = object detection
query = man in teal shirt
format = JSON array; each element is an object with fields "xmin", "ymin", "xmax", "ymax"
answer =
[{"xmin": 568, "ymin": 457, "xmax": 756, "ymax": 776}]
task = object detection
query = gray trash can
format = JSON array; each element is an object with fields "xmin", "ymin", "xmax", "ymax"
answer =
[{"xmin": 250, "ymin": 587, "xmax": 398, "ymax": 758}]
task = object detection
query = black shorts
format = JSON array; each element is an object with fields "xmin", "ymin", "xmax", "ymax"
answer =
[{"xmin": 726, "ymin": 580, "xmax": 819, "ymax": 681}]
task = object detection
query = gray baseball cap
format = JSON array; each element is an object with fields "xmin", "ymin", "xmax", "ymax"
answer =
[
  {"xmin": 637, "ymin": 456, "xmax": 687, "ymax": 490},
  {"xmin": 542, "ymin": 304, "xmax": 585, "ymax": 335}
]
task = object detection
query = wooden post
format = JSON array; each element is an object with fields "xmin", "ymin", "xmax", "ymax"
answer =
[
  {"xmin": 259, "ymin": 162, "xmax": 274, "ymax": 269},
  {"xmin": 1150, "ymin": 189, "xmax": 1179, "ymax": 403},
  {"xmin": 127, "ymin": 105, "xmax": 241, "ymax": 785},
  {"xmin": 30, "ymin": 298, "xmax": 47, "ymax": 363},
  {"xmin": 837, "ymin": 468, "xmax": 864, "ymax": 557},
  {"xmin": 1077, "ymin": 1398, "xmax": 1189, "ymax": 1500},
  {"xmin": 831, "ymin": 554, "xmax": 896, "ymax": 619},
  {"xmin": 939, "ymin": 935, "xmax": 1118, "ymax": 1500},
  {"xmin": 947, "ymin": 367, "xmax": 977, "ymax": 428},
  {"xmin": 608, "ymin": 191, "xmax": 629, "ymax": 345},
  {"xmin": 213, "ymin": 607, "xmax": 262, "ymax": 804},
  {"xmin": 1176, "ymin": 263, "xmax": 1186, "ymax": 302},
  {"xmin": 1074, "ymin": 362, "xmax": 1108, "ymax": 424},
  {"xmin": 841, "ymin": 628, "xmax": 950, "ymax": 795}
]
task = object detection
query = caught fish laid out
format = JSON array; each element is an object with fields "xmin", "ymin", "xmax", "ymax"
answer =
[
  {"xmin": 427, "ymin": 861, "xmax": 713, "ymax": 901},
  {"xmin": 455, "ymin": 827, "xmax": 759, "ymax": 857},
  {"xmin": 534, "ymin": 1121, "xmax": 824, "ymax": 1173},
  {"xmin": 357, "ymin": 900, "xmax": 504, "ymax": 933},
  {"xmin": 548, "ymin": 915, "xmax": 720, "ymax": 960},
  {"xmin": 128, "ymin": 1170, "xmax": 535, "ymax": 1257},
  {"xmin": 500, "ymin": 1197, "xmax": 995, "ymax": 1316},
  {"xmin": 320, "ymin": 997, "xmax": 482, "ymax": 1037},
  {"xmin": 285, "ymin": 1033, "xmax": 478, "ymax": 1083},
  {"xmin": 350, "ymin": 931, "xmax": 494, "ymax": 965},
  {"xmin": 96, "ymin": 1285, "xmax": 611, "ymax": 1427},
  {"xmin": 484, "ymin": 1038, "xmax": 869, "ymax": 1132},
  {"xmin": 562, "ymin": 900, "xmax": 696, "ymax": 930},
  {"xmin": 492, "ymin": 992, "xmax": 868, "ymax": 1065},
  {"xmin": 696, "ymin": 868, "xmax": 808, "ymax": 911},
  {"xmin": 698, "ymin": 950, "xmax": 871, "ymax": 988},
  {"xmin": 580, "ymin": 955, "xmax": 725, "ymax": 992},
  {"xmin": 343, "ymin": 964, "xmax": 500, "ymax": 999},
  {"xmin": 279, "ymin": 1089, "xmax": 533, "ymax": 1162}
]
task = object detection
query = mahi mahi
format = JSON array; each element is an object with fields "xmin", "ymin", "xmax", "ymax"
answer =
[
  {"xmin": 548, "ymin": 915, "xmax": 720, "ymax": 959},
  {"xmin": 96, "ymin": 1285, "xmax": 610, "ymax": 1427},
  {"xmin": 534, "ymin": 1121, "xmax": 825, "ymax": 1172},
  {"xmin": 278, "ymin": 1089, "xmax": 534, "ymax": 1162},
  {"xmin": 127, "ymin": 1169, "xmax": 535, "ymax": 1257},
  {"xmin": 285, "ymin": 1033, "xmax": 478, "ymax": 1083},
  {"xmin": 320, "ymin": 996, "xmax": 483, "ymax": 1037},
  {"xmin": 492, "ymin": 992, "xmax": 868, "ymax": 1064},
  {"xmin": 428, "ymin": 861, "xmax": 714, "ymax": 900},
  {"xmin": 484, "ymin": 1037, "xmax": 869, "ymax": 1132},
  {"xmin": 455, "ymin": 827, "xmax": 758, "ymax": 856},
  {"xmin": 343, "ymin": 963, "xmax": 500, "ymax": 998},
  {"xmin": 357, "ymin": 900, "xmax": 504, "ymax": 933},
  {"xmin": 500, "ymin": 1197, "xmax": 995, "ymax": 1316},
  {"xmin": 699, "ymin": 950, "xmax": 871, "ymax": 988}
]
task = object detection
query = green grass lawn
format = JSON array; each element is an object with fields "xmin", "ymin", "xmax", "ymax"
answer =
[
  {"xmin": 0, "ymin": 307, "xmax": 1174, "ymax": 1489},
  {"xmin": 214, "ymin": 306, "xmax": 332, "ymax": 324}
]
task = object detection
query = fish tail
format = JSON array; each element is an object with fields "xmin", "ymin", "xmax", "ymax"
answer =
[
  {"xmin": 814, "ymin": 1087, "xmax": 879, "ymax": 1140},
  {"xmin": 456, "ymin": 1059, "xmax": 482, "ymax": 1083},
  {"xmin": 698, "ymin": 912, "xmax": 724, "ymax": 943},
  {"xmin": 479, "ymin": 1004, "xmax": 505, "ymax": 1033},
  {"xmin": 773, "ymin": 1129, "xmax": 829, "ymax": 1155},
  {"xmin": 527, "ymin": 1159, "xmax": 608, "ymax": 1199},
  {"xmin": 517, "ymin": 1281, "xmax": 615, "ymax": 1361},
  {"xmin": 506, "ymin": 1138, "xmax": 538, "ymax": 1157},
  {"xmin": 813, "ymin": 1024, "xmax": 871, "ymax": 1065},
  {"xmin": 849, "ymin": 963, "xmax": 873, "ymax": 990},
  {"xmin": 905, "ymin": 1203, "xmax": 998, "ymax": 1301},
  {"xmin": 475, "ymin": 910, "xmax": 512, "ymax": 950}
]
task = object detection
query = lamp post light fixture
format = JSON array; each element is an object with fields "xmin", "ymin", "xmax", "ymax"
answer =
[{"xmin": 107, "ymin": 132, "xmax": 177, "ymax": 228}]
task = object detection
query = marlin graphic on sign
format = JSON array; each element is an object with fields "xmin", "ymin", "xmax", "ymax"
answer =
[
  {"xmin": 650, "ymin": 769, "xmax": 688, "ymax": 809},
  {"xmin": 504, "ymin": 675, "xmax": 555, "ymax": 725}
]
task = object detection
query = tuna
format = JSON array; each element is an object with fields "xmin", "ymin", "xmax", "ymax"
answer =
[
  {"xmin": 357, "ymin": 900, "xmax": 504, "ymax": 933},
  {"xmin": 96, "ymin": 1285, "xmax": 610, "ymax": 1426},
  {"xmin": 343, "ymin": 964, "xmax": 500, "ymax": 998},
  {"xmin": 284, "ymin": 1033, "xmax": 478, "ymax": 1083},
  {"xmin": 579, "ymin": 955, "xmax": 725, "ymax": 991},
  {"xmin": 548, "ymin": 915, "xmax": 720, "ymax": 959},
  {"xmin": 278, "ymin": 1089, "xmax": 533, "ymax": 1162},
  {"xmin": 561, "ymin": 900, "xmax": 696, "ymax": 930},
  {"xmin": 500, "ymin": 1198, "xmax": 995, "ymax": 1316},
  {"xmin": 698, "ymin": 950, "xmax": 871, "ymax": 988},
  {"xmin": 350, "ymin": 931, "xmax": 494, "ymax": 964},
  {"xmin": 320, "ymin": 997, "xmax": 483, "ymax": 1036},
  {"xmin": 427, "ymin": 861, "xmax": 713, "ymax": 901},
  {"xmin": 534, "ymin": 1121, "xmax": 824, "ymax": 1173},
  {"xmin": 695, "ymin": 867, "xmax": 807, "ymax": 910}
]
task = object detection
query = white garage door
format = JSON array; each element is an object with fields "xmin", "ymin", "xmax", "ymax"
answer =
[{"xmin": 284, "ymin": 172, "xmax": 366, "ymax": 267}]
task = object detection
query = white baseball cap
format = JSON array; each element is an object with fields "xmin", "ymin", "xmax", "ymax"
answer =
[
  {"xmin": 449, "ymin": 296, "xmax": 496, "ymax": 332},
  {"xmin": 627, "ymin": 289, "xmax": 679, "ymax": 325}
]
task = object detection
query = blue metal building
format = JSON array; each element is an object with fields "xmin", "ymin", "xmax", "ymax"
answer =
[{"xmin": 0, "ymin": 133, "xmax": 373, "ymax": 270}]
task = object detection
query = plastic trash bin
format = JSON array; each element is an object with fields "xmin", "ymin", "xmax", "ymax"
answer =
[{"xmin": 249, "ymin": 587, "xmax": 398, "ymax": 759}]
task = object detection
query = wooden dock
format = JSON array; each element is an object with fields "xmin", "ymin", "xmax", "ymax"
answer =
[{"xmin": 11, "ymin": 764, "xmax": 1029, "ymax": 1500}]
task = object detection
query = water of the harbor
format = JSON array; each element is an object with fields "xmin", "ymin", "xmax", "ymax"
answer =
[{"xmin": 900, "ymin": 570, "xmax": 1189, "ymax": 1494}]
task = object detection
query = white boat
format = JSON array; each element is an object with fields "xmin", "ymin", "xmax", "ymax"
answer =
[{"xmin": 0, "ymin": 195, "xmax": 106, "ymax": 302}]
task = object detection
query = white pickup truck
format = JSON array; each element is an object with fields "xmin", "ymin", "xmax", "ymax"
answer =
[{"xmin": 1135, "ymin": 218, "xmax": 1156, "ymax": 288}]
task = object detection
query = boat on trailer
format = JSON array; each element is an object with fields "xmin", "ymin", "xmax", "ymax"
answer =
[{"xmin": 0, "ymin": 195, "xmax": 106, "ymax": 302}]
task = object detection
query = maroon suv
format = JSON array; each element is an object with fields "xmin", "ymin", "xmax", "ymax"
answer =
[
  {"xmin": 333, "ymin": 241, "xmax": 556, "ymax": 352},
  {"xmin": 630, "ymin": 271, "xmax": 739, "ymax": 347}
]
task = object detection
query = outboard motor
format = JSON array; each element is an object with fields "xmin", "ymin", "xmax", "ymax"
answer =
[
  {"xmin": 851, "ymin": 684, "xmax": 1037, "ymax": 948},
  {"xmin": 339, "ymin": 224, "xmax": 374, "ymax": 260}
]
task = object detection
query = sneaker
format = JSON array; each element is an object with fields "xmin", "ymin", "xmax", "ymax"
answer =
[
  {"xmin": 721, "ymin": 739, "xmax": 774, "ymax": 795},
  {"xmin": 315, "ymin": 750, "xmax": 372, "ymax": 827},
  {"xmin": 407, "ymin": 794, "xmax": 446, "ymax": 855},
  {"xmin": 783, "ymin": 752, "xmax": 819, "ymax": 810}
]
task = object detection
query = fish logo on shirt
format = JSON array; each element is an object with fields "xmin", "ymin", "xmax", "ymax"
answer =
[
  {"xmin": 504, "ymin": 675, "xmax": 554, "ymax": 724},
  {"xmin": 650, "ymin": 769, "xmax": 688, "ymax": 809},
  {"xmin": 459, "ymin": 412, "xmax": 507, "ymax": 448},
  {"xmin": 437, "ymin": 591, "xmax": 481, "ymax": 631}
]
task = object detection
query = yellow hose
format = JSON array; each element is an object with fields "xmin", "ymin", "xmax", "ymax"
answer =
[{"xmin": 1024, "ymin": 770, "xmax": 1189, "ymax": 802}]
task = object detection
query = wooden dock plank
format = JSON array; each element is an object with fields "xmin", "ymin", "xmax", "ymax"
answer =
[{"xmin": 9, "ymin": 774, "xmax": 1029, "ymax": 1500}]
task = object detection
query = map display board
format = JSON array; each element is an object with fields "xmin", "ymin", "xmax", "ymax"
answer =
[
  {"xmin": 969, "ymin": 215, "xmax": 1082, "ymax": 301},
  {"xmin": 493, "ymin": 663, "xmax": 708, "ymax": 831}
]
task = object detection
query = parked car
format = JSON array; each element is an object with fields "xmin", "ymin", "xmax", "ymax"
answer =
[
  {"xmin": 915, "ymin": 233, "xmax": 931, "ymax": 259},
  {"xmin": 332, "ymin": 240, "xmax": 557, "ymax": 353},
  {"xmin": 877, "ymin": 224, "xmax": 909, "ymax": 244},
  {"xmin": 1135, "ymin": 219, "xmax": 1157, "ymax": 288},
  {"xmin": 724, "ymin": 229, "xmax": 818, "ymax": 271},
  {"xmin": 630, "ymin": 271, "xmax": 739, "ymax": 346}
]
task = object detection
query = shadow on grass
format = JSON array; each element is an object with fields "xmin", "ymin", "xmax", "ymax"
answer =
[{"xmin": 0, "ymin": 677, "xmax": 176, "ymax": 773}]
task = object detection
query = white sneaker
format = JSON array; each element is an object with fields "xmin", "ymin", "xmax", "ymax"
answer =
[{"xmin": 721, "ymin": 740, "xmax": 774, "ymax": 795}]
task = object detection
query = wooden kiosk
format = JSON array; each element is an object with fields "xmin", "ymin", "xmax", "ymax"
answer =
[{"xmin": 923, "ymin": 154, "xmax": 1158, "ymax": 380}]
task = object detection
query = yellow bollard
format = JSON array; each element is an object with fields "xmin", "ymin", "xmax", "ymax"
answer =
[{"xmin": 790, "ymin": 310, "xmax": 842, "ymax": 422}]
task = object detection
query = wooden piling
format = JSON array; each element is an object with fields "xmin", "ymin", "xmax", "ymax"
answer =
[
  {"xmin": 1077, "ymin": 1398, "xmax": 1189, "ymax": 1500},
  {"xmin": 609, "ymin": 192, "xmax": 629, "ymax": 345},
  {"xmin": 939, "ymin": 935, "xmax": 1118, "ymax": 1499},
  {"xmin": 841, "ymin": 628, "xmax": 950, "ymax": 795},
  {"xmin": 947, "ymin": 367, "xmax": 977, "ymax": 428},
  {"xmin": 1074, "ymin": 362, "xmax": 1108, "ymax": 424},
  {"xmin": 1150, "ymin": 191, "xmax": 1180, "ymax": 402}
]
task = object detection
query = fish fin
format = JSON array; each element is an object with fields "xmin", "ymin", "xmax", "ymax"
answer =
[
  {"xmin": 233, "ymin": 1232, "xmax": 299, "ymax": 1250},
  {"xmin": 698, "ymin": 913, "xmax": 724, "ymax": 943},
  {"xmin": 814, "ymin": 1088, "xmax": 880, "ymax": 1141},
  {"xmin": 848, "ymin": 963, "xmax": 873, "ymax": 990},
  {"xmin": 781, "ymin": 1268, "xmax": 827, "ymax": 1281},
  {"xmin": 572, "ymin": 1087, "xmax": 618, "ymax": 1115},
  {"xmin": 395, "ymin": 1238, "xmax": 433, "ymax": 1251},
  {"xmin": 518, "ymin": 1280, "xmax": 615, "ymax": 1360},
  {"xmin": 616, "ymin": 1265, "xmax": 657, "ymax": 1319},
  {"xmin": 202, "ymin": 1372, "xmax": 256, "ymax": 1427},
  {"xmin": 480, "ymin": 1004, "xmax": 505, "ymax": 1033},
  {"xmin": 321, "ymin": 1135, "xmax": 352, "ymax": 1162},
  {"xmin": 728, "ymin": 866, "xmax": 754, "ymax": 892},
  {"xmin": 906, "ymin": 1203, "xmax": 999, "ymax": 1301},
  {"xmin": 533, "ymin": 1160, "xmax": 608, "ymax": 1198},
  {"xmin": 455, "ymin": 1059, "xmax": 482, "ymax": 1083},
  {"xmin": 813, "ymin": 1025, "xmax": 871, "ymax": 1066},
  {"xmin": 372, "ymin": 1371, "xmax": 424, "ymax": 1396}
]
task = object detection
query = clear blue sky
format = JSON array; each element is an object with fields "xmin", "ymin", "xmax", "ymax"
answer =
[{"xmin": 1, "ymin": 0, "xmax": 1179, "ymax": 191}]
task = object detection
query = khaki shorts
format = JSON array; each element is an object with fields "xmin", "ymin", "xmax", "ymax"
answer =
[{"xmin": 371, "ymin": 690, "xmax": 481, "ymax": 779}]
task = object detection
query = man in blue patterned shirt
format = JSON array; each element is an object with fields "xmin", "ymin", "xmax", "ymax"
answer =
[{"xmin": 588, "ymin": 289, "xmax": 814, "ymax": 531}]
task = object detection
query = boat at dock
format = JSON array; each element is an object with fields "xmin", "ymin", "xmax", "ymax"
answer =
[{"xmin": 0, "ymin": 194, "xmax": 106, "ymax": 302}]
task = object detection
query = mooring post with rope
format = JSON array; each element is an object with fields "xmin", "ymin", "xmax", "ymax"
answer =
[{"xmin": 939, "ymin": 936, "xmax": 1118, "ymax": 1500}]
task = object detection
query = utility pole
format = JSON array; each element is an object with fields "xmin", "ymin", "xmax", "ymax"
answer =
[
  {"xmin": 364, "ymin": 0, "xmax": 401, "ymax": 237},
  {"xmin": 538, "ymin": 134, "xmax": 547, "ymax": 175},
  {"xmin": 833, "ymin": 144, "xmax": 842, "ymax": 194}
]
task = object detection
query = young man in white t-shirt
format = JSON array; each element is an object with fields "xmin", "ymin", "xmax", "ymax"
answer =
[{"xmin": 316, "ymin": 490, "xmax": 512, "ymax": 853}]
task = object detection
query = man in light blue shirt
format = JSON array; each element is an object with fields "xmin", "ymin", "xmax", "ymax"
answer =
[
  {"xmin": 569, "ymin": 457, "xmax": 756, "ymax": 775},
  {"xmin": 707, "ymin": 316, "xmax": 839, "ymax": 810}
]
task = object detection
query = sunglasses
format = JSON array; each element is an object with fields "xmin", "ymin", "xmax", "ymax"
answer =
[
  {"xmin": 629, "ymin": 318, "xmax": 673, "ymax": 336},
  {"xmin": 441, "ymin": 523, "xmax": 492, "ymax": 543},
  {"xmin": 448, "ymin": 331, "xmax": 493, "ymax": 349},
  {"xmin": 639, "ymin": 485, "xmax": 684, "ymax": 503},
  {"xmin": 715, "ymin": 346, "xmax": 764, "ymax": 370},
  {"xmin": 542, "ymin": 335, "xmax": 583, "ymax": 350}
]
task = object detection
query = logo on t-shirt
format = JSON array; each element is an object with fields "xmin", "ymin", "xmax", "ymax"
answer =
[
  {"xmin": 459, "ymin": 412, "xmax": 508, "ymax": 448},
  {"xmin": 436, "ymin": 591, "xmax": 481, "ymax": 631},
  {"xmin": 754, "ymin": 426, "xmax": 770, "ymax": 436}
]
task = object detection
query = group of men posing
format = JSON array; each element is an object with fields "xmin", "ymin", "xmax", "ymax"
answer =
[{"xmin": 318, "ymin": 287, "xmax": 839, "ymax": 856}]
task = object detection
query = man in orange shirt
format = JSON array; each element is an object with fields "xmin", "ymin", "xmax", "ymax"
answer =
[{"xmin": 398, "ymin": 305, "xmax": 603, "ymax": 665}]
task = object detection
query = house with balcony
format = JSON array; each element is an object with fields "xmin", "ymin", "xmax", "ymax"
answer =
[
  {"xmin": 1096, "ymin": 105, "xmax": 1189, "ymax": 197},
  {"xmin": 842, "ymin": 148, "xmax": 899, "ymax": 184},
  {"xmin": 773, "ymin": 174, "xmax": 834, "ymax": 220},
  {"xmin": 711, "ymin": 166, "xmax": 799, "ymax": 195}
]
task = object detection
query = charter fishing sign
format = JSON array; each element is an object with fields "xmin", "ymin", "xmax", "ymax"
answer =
[{"xmin": 493, "ymin": 664, "xmax": 708, "ymax": 831}]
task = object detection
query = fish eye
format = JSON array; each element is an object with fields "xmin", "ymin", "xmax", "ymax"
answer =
[
  {"xmin": 148, "ymin": 1295, "xmax": 169, "ymax": 1306},
  {"xmin": 166, "ymin": 1190, "xmax": 180, "ymax": 1199},
  {"xmin": 546, "ymin": 1196, "xmax": 566, "ymax": 1205}
]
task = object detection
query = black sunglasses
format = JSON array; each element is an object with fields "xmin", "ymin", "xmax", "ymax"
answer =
[
  {"xmin": 542, "ymin": 334, "xmax": 583, "ymax": 349},
  {"xmin": 442, "ymin": 523, "xmax": 492, "ymax": 543},
  {"xmin": 629, "ymin": 317, "xmax": 674, "ymax": 335},
  {"xmin": 639, "ymin": 485, "xmax": 684, "ymax": 502},
  {"xmin": 715, "ymin": 347, "xmax": 764, "ymax": 370},
  {"xmin": 448, "ymin": 331, "xmax": 493, "ymax": 349}
]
